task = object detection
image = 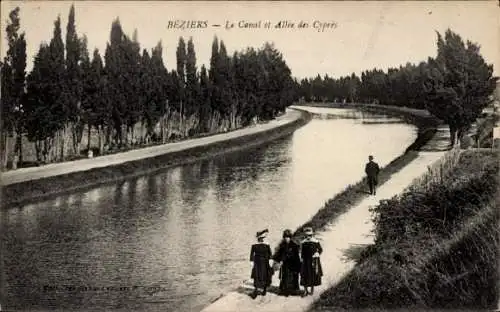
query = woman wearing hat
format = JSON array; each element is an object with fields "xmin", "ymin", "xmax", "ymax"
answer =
[
  {"xmin": 249, "ymin": 229, "xmax": 273, "ymax": 298},
  {"xmin": 300, "ymin": 227, "xmax": 323, "ymax": 296},
  {"xmin": 272, "ymin": 229, "xmax": 301, "ymax": 296}
]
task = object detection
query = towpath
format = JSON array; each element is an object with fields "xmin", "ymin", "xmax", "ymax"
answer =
[
  {"xmin": 0, "ymin": 109, "xmax": 302, "ymax": 186},
  {"xmin": 201, "ymin": 112, "xmax": 450, "ymax": 312}
]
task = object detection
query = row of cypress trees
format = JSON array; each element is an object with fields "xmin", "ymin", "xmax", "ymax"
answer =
[
  {"xmin": 0, "ymin": 5, "xmax": 297, "ymax": 168},
  {"xmin": 298, "ymin": 29, "xmax": 498, "ymax": 145}
]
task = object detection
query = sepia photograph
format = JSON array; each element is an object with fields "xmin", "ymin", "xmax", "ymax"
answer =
[{"xmin": 0, "ymin": 1, "xmax": 499, "ymax": 311}]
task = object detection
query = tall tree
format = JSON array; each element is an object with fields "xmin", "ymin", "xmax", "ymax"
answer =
[
  {"xmin": 89, "ymin": 49, "xmax": 110, "ymax": 153},
  {"xmin": 25, "ymin": 44, "xmax": 57, "ymax": 162},
  {"xmin": 425, "ymin": 29, "xmax": 498, "ymax": 145},
  {"xmin": 65, "ymin": 4, "xmax": 84, "ymax": 155},
  {"xmin": 218, "ymin": 40, "xmax": 232, "ymax": 121},
  {"xmin": 198, "ymin": 65, "xmax": 211, "ymax": 132},
  {"xmin": 209, "ymin": 36, "xmax": 221, "ymax": 118},
  {"xmin": 105, "ymin": 18, "xmax": 127, "ymax": 146},
  {"xmin": 176, "ymin": 37, "xmax": 187, "ymax": 133},
  {"xmin": 1, "ymin": 7, "xmax": 27, "ymax": 169},
  {"xmin": 185, "ymin": 37, "xmax": 199, "ymax": 120},
  {"xmin": 79, "ymin": 36, "xmax": 93, "ymax": 152},
  {"xmin": 48, "ymin": 16, "xmax": 67, "ymax": 161},
  {"xmin": 122, "ymin": 29, "xmax": 142, "ymax": 144},
  {"xmin": 149, "ymin": 41, "xmax": 169, "ymax": 143}
]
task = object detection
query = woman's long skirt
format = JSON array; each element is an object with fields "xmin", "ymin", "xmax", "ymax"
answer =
[
  {"xmin": 279, "ymin": 263, "xmax": 300, "ymax": 293},
  {"xmin": 251, "ymin": 259, "xmax": 272, "ymax": 289},
  {"xmin": 300, "ymin": 257, "xmax": 322, "ymax": 287}
]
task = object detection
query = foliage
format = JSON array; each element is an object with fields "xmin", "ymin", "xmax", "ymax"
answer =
[
  {"xmin": 312, "ymin": 150, "xmax": 499, "ymax": 310},
  {"xmin": 1, "ymin": 6, "xmax": 298, "ymax": 168},
  {"xmin": 298, "ymin": 29, "xmax": 498, "ymax": 148},
  {"xmin": 1, "ymin": 7, "xmax": 27, "ymax": 166},
  {"xmin": 424, "ymin": 30, "xmax": 498, "ymax": 145}
]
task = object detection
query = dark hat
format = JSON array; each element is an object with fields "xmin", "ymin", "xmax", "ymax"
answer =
[
  {"xmin": 283, "ymin": 229, "xmax": 293, "ymax": 238},
  {"xmin": 256, "ymin": 229, "xmax": 269, "ymax": 239},
  {"xmin": 304, "ymin": 227, "xmax": 314, "ymax": 236}
]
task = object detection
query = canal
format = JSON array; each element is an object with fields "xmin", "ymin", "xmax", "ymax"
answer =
[{"xmin": 1, "ymin": 107, "xmax": 417, "ymax": 312}]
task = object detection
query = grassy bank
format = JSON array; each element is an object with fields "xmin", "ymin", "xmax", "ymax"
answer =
[
  {"xmin": 2, "ymin": 111, "xmax": 311, "ymax": 207},
  {"xmin": 286, "ymin": 104, "xmax": 440, "ymax": 244},
  {"xmin": 312, "ymin": 149, "xmax": 499, "ymax": 310}
]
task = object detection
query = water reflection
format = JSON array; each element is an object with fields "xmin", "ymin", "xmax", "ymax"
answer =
[{"xmin": 2, "ymin": 108, "xmax": 417, "ymax": 311}]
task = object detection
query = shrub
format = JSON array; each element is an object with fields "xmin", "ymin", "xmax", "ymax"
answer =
[{"xmin": 313, "ymin": 150, "xmax": 499, "ymax": 310}]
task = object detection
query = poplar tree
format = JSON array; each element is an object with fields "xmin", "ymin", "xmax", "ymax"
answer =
[
  {"xmin": 25, "ymin": 44, "xmax": 55, "ymax": 162},
  {"xmin": 218, "ymin": 40, "xmax": 232, "ymax": 121},
  {"xmin": 105, "ymin": 19, "xmax": 127, "ymax": 146},
  {"xmin": 0, "ymin": 7, "xmax": 27, "ymax": 168},
  {"xmin": 79, "ymin": 36, "xmax": 93, "ymax": 152},
  {"xmin": 123, "ymin": 30, "xmax": 142, "ymax": 144},
  {"xmin": 176, "ymin": 37, "xmax": 187, "ymax": 132},
  {"xmin": 90, "ymin": 49, "xmax": 110, "ymax": 153},
  {"xmin": 425, "ymin": 29, "xmax": 498, "ymax": 145},
  {"xmin": 140, "ymin": 48, "xmax": 154, "ymax": 142},
  {"xmin": 209, "ymin": 37, "xmax": 221, "ymax": 118},
  {"xmin": 149, "ymin": 41, "xmax": 169, "ymax": 142},
  {"xmin": 198, "ymin": 65, "xmax": 211, "ymax": 132},
  {"xmin": 186, "ymin": 37, "xmax": 199, "ymax": 120},
  {"xmin": 48, "ymin": 16, "xmax": 66, "ymax": 160},
  {"xmin": 65, "ymin": 4, "xmax": 83, "ymax": 155}
]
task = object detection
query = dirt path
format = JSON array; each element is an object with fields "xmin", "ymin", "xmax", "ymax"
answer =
[
  {"xmin": 201, "ymin": 129, "xmax": 449, "ymax": 312},
  {"xmin": 0, "ymin": 110, "xmax": 302, "ymax": 186}
]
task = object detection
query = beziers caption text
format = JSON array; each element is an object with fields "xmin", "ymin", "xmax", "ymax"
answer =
[{"xmin": 167, "ymin": 20, "xmax": 338, "ymax": 32}]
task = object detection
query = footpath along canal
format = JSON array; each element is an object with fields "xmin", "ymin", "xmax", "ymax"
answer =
[
  {"xmin": 2, "ymin": 106, "xmax": 430, "ymax": 312},
  {"xmin": 201, "ymin": 106, "xmax": 450, "ymax": 312}
]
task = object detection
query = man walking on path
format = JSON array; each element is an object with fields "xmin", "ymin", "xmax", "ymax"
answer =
[{"xmin": 365, "ymin": 155, "xmax": 380, "ymax": 195}]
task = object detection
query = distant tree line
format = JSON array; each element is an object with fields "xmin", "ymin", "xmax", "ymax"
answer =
[
  {"xmin": 0, "ymin": 5, "xmax": 297, "ymax": 169},
  {"xmin": 298, "ymin": 29, "xmax": 498, "ymax": 146}
]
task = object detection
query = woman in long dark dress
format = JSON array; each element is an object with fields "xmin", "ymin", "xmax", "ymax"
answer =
[
  {"xmin": 273, "ymin": 229, "xmax": 301, "ymax": 296},
  {"xmin": 300, "ymin": 227, "xmax": 323, "ymax": 296},
  {"xmin": 249, "ymin": 229, "xmax": 273, "ymax": 298}
]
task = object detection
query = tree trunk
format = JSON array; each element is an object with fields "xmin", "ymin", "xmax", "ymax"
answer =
[
  {"xmin": 11, "ymin": 128, "xmax": 19, "ymax": 168},
  {"xmin": 16, "ymin": 131, "xmax": 23, "ymax": 166},
  {"xmin": 131, "ymin": 125, "xmax": 135, "ymax": 145},
  {"xmin": 449, "ymin": 125, "xmax": 457, "ymax": 146},
  {"xmin": 59, "ymin": 128, "xmax": 63, "ymax": 161},
  {"xmin": 87, "ymin": 123, "xmax": 92, "ymax": 152},
  {"xmin": 35, "ymin": 140, "xmax": 42, "ymax": 163},
  {"xmin": 45, "ymin": 137, "xmax": 55, "ymax": 163},
  {"xmin": 105, "ymin": 125, "xmax": 112, "ymax": 150},
  {"xmin": 160, "ymin": 115, "xmax": 165, "ymax": 144},
  {"xmin": 180, "ymin": 100, "xmax": 184, "ymax": 137},
  {"xmin": 98, "ymin": 125, "xmax": 105, "ymax": 155},
  {"xmin": 141, "ymin": 120, "xmax": 146, "ymax": 144},
  {"xmin": 1, "ymin": 132, "xmax": 9, "ymax": 170},
  {"xmin": 72, "ymin": 121, "xmax": 83, "ymax": 156}
]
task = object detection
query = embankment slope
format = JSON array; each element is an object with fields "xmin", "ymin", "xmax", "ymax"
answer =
[
  {"xmin": 1, "ymin": 109, "xmax": 311, "ymax": 207},
  {"xmin": 313, "ymin": 149, "xmax": 499, "ymax": 311}
]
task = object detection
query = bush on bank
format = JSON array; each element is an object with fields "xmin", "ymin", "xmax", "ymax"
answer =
[{"xmin": 312, "ymin": 149, "xmax": 499, "ymax": 310}]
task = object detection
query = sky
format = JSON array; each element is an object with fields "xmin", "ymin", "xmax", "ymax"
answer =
[{"xmin": 1, "ymin": 1, "xmax": 499, "ymax": 79}]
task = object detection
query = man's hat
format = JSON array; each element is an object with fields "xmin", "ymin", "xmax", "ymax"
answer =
[
  {"xmin": 256, "ymin": 229, "xmax": 269, "ymax": 239},
  {"xmin": 283, "ymin": 229, "xmax": 293, "ymax": 238}
]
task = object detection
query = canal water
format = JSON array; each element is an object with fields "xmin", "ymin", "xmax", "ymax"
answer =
[{"xmin": 1, "ymin": 107, "xmax": 417, "ymax": 312}]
